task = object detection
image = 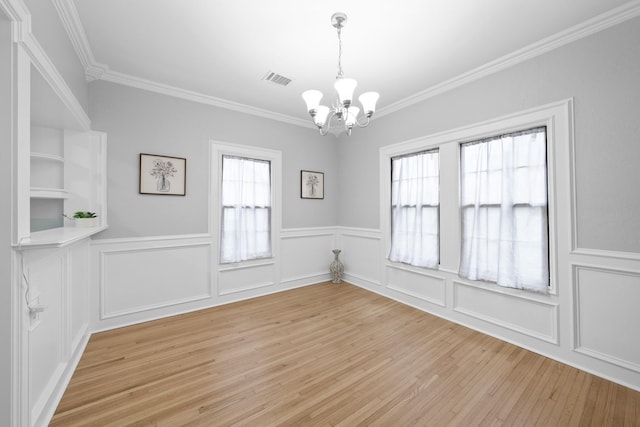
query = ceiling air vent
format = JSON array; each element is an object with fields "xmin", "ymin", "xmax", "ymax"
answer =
[{"xmin": 263, "ymin": 70, "xmax": 293, "ymax": 87}]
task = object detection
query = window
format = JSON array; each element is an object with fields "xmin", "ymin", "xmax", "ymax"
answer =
[
  {"xmin": 389, "ymin": 149, "xmax": 440, "ymax": 268},
  {"xmin": 459, "ymin": 127, "xmax": 549, "ymax": 292},
  {"xmin": 220, "ymin": 155, "xmax": 272, "ymax": 263}
]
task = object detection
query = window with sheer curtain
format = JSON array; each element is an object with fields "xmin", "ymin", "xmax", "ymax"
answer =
[
  {"xmin": 459, "ymin": 127, "xmax": 549, "ymax": 293},
  {"xmin": 389, "ymin": 149, "xmax": 440, "ymax": 268},
  {"xmin": 220, "ymin": 155, "xmax": 272, "ymax": 263}
]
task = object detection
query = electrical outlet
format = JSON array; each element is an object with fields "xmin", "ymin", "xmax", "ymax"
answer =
[{"xmin": 28, "ymin": 294, "xmax": 43, "ymax": 330}]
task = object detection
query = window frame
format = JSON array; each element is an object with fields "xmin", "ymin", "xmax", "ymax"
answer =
[
  {"xmin": 380, "ymin": 100, "xmax": 574, "ymax": 296},
  {"xmin": 220, "ymin": 155, "xmax": 273, "ymax": 264},
  {"xmin": 459, "ymin": 126, "xmax": 550, "ymax": 291},
  {"xmin": 381, "ymin": 137, "xmax": 443, "ymax": 274},
  {"xmin": 211, "ymin": 141, "xmax": 281, "ymax": 268},
  {"xmin": 389, "ymin": 148, "xmax": 441, "ymax": 269}
]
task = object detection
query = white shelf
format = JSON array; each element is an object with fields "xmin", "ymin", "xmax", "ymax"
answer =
[
  {"xmin": 16, "ymin": 225, "xmax": 108, "ymax": 249},
  {"xmin": 30, "ymin": 187, "xmax": 69, "ymax": 199},
  {"xmin": 31, "ymin": 152, "xmax": 64, "ymax": 163}
]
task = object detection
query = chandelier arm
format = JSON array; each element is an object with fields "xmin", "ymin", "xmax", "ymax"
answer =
[
  {"xmin": 317, "ymin": 110, "xmax": 337, "ymax": 136},
  {"xmin": 355, "ymin": 116, "xmax": 372, "ymax": 128}
]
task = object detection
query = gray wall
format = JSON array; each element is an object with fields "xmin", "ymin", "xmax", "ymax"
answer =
[
  {"xmin": 89, "ymin": 81, "xmax": 338, "ymax": 239},
  {"xmin": 338, "ymin": 16, "xmax": 640, "ymax": 254},
  {"xmin": 24, "ymin": 0, "xmax": 89, "ymax": 112}
]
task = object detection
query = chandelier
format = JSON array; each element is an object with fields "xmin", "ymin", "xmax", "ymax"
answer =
[{"xmin": 302, "ymin": 12, "xmax": 379, "ymax": 136}]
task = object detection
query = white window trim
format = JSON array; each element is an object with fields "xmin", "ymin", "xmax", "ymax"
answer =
[
  {"xmin": 210, "ymin": 141, "xmax": 282, "ymax": 268},
  {"xmin": 380, "ymin": 99, "xmax": 574, "ymax": 295}
]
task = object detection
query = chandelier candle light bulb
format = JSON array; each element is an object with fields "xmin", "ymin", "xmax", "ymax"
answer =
[{"xmin": 302, "ymin": 12, "xmax": 379, "ymax": 136}]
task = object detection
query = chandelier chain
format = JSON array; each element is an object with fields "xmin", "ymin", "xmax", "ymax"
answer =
[{"xmin": 336, "ymin": 26, "xmax": 343, "ymax": 79}]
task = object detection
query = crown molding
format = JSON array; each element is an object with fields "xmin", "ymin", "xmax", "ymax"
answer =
[
  {"xmin": 53, "ymin": 0, "xmax": 640, "ymax": 128},
  {"xmin": 101, "ymin": 69, "xmax": 314, "ymax": 129},
  {"xmin": 1, "ymin": 0, "xmax": 90, "ymax": 130},
  {"xmin": 0, "ymin": 0, "xmax": 30, "ymax": 42},
  {"xmin": 52, "ymin": 0, "xmax": 110, "ymax": 82},
  {"xmin": 22, "ymin": 30, "xmax": 91, "ymax": 130},
  {"xmin": 52, "ymin": 0, "xmax": 315, "ymax": 128},
  {"xmin": 376, "ymin": 0, "xmax": 640, "ymax": 118}
]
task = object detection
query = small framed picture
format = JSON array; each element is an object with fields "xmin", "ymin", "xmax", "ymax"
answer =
[
  {"xmin": 301, "ymin": 170, "xmax": 324, "ymax": 199},
  {"xmin": 139, "ymin": 153, "xmax": 186, "ymax": 196}
]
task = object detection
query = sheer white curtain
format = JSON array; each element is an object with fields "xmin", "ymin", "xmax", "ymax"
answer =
[
  {"xmin": 459, "ymin": 127, "xmax": 549, "ymax": 292},
  {"xmin": 389, "ymin": 150, "xmax": 439, "ymax": 268},
  {"xmin": 220, "ymin": 156, "xmax": 271, "ymax": 263}
]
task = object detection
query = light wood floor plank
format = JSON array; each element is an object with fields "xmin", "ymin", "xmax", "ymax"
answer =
[{"xmin": 52, "ymin": 282, "xmax": 640, "ymax": 426}]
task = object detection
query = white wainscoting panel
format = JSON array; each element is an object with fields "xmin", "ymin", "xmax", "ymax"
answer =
[
  {"xmin": 339, "ymin": 228, "xmax": 382, "ymax": 286},
  {"xmin": 100, "ymin": 241, "xmax": 212, "ymax": 319},
  {"xmin": 574, "ymin": 265, "xmax": 640, "ymax": 373},
  {"xmin": 453, "ymin": 281, "xmax": 559, "ymax": 344},
  {"xmin": 92, "ymin": 230, "xmax": 334, "ymax": 331},
  {"xmin": 25, "ymin": 248, "xmax": 65, "ymax": 423},
  {"xmin": 387, "ymin": 265, "xmax": 446, "ymax": 307},
  {"xmin": 280, "ymin": 228, "xmax": 334, "ymax": 284},
  {"xmin": 218, "ymin": 262, "xmax": 276, "ymax": 295}
]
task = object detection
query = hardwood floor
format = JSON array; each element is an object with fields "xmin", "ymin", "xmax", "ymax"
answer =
[{"xmin": 52, "ymin": 282, "xmax": 640, "ymax": 426}]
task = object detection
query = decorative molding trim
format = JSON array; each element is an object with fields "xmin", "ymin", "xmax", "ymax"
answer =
[
  {"xmin": 343, "ymin": 272, "xmax": 381, "ymax": 288},
  {"xmin": 217, "ymin": 259, "xmax": 276, "ymax": 273},
  {"xmin": 572, "ymin": 264, "xmax": 640, "ymax": 373},
  {"xmin": 376, "ymin": 1, "xmax": 640, "ymax": 118},
  {"xmin": 453, "ymin": 280, "xmax": 560, "ymax": 344},
  {"xmin": 335, "ymin": 226, "xmax": 381, "ymax": 240},
  {"xmin": 19, "ymin": 32, "xmax": 90, "ymax": 130},
  {"xmin": 280, "ymin": 272, "xmax": 331, "ymax": 286},
  {"xmin": 281, "ymin": 227, "xmax": 336, "ymax": 239},
  {"xmin": 571, "ymin": 247, "xmax": 640, "ymax": 262},
  {"xmin": 387, "ymin": 267, "xmax": 446, "ymax": 307},
  {"xmin": 101, "ymin": 292, "xmax": 212, "ymax": 320},
  {"xmin": 51, "ymin": 0, "xmax": 110, "ymax": 81},
  {"xmin": 0, "ymin": 0, "xmax": 91, "ymax": 140},
  {"xmin": 99, "ymin": 242, "xmax": 214, "ymax": 319},
  {"xmin": 43, "ymin": 0, "xmax": 640, "ymax": 129},
  {"xmin": 575, "ymin": 346, "xmax": 640, "ymax": 375},
  {"xmin": 0, "ymin": 0, "xmax": 30, "ymax": 41},
  {"xmin": 102, "ymin": 69, "xmax": 314, "ymax": 128},
  {"xmin": 385, "ymin": 261, "xmax": 442, "ymax": 280},
  {"xmin": 92, "ymin": 233, "xmax": 213, "ymax": 246},
  {"xmin": 51, "ymin": 0, "xmax": 99, "ymax": 75},
  {"xmin": 217, "ymin": 279, "xmax": 276, "ymax": 296}
]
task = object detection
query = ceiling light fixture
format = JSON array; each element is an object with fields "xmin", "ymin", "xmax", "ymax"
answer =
[{"xmin": 302, "ymin": 12, "xmax": 379, "ymax": 136}]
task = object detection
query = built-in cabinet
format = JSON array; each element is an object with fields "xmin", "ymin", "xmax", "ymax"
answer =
[{"xmin": 7, "ymin": 23, "xmax": 107, "ymax": 427}]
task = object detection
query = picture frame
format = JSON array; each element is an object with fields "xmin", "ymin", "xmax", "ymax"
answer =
[
  {"xmin": 300, "ymin": 170, "xmax": 324, "ymax": 199},
  {"xmin": 139, "ymin": 153, "xmax": 186, "ymax": 196}
]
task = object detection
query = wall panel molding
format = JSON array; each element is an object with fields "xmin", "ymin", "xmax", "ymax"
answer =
[
  {"xmin": 572, "ymin": 247, "xmax": 640, "ymax": 262},
  {"xmin": 573, "ymin": 264, "xmax": 640, "ymax": 373},
  {"xmin": 386, "ymin": 264, "xmax": 446, "ymax": 307},
  {"xmin": 453, "ymin": 281, "xmax": 559, "ymax": 344},
  {"xmin": 98, "ymin": 239, "xmax": 213, "ymax": 319}
]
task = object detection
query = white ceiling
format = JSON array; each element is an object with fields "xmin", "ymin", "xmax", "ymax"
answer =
[{"xmin": 69, "ymin": 0, "xmax": 636, "ymax": 124}]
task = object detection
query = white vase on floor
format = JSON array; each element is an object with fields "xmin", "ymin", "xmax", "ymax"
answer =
[{"xmin": 330, "ymin": 249, "xmax": 344, "ymax": 283}]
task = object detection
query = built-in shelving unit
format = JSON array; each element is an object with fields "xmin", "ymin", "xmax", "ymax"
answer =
[
  {"xmin": 30, "ymin": 187, "xmax": 69, "ymax": 199},
  {"xmin": 24, "ymin": 66, "xmax": 107, "ymax": 246}
]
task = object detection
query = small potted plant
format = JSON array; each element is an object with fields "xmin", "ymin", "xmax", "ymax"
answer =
[{"xmin": 64, "ymin": 211, "xmax": 98, "ymax": 228}]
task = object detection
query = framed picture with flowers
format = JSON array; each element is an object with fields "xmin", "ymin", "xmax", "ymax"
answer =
[
  {"xmin": 139, "ymin": 153, "xmax": 186, "ymax": 196},
  {"xmin": 301, "ymin": 170, "xmax": 324, "ymax": 199}
]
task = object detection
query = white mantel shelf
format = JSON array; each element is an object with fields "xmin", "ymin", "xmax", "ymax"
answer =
[{"xmin": 16, "ymin": 225, "xmax": 108, "ymax": 250}]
